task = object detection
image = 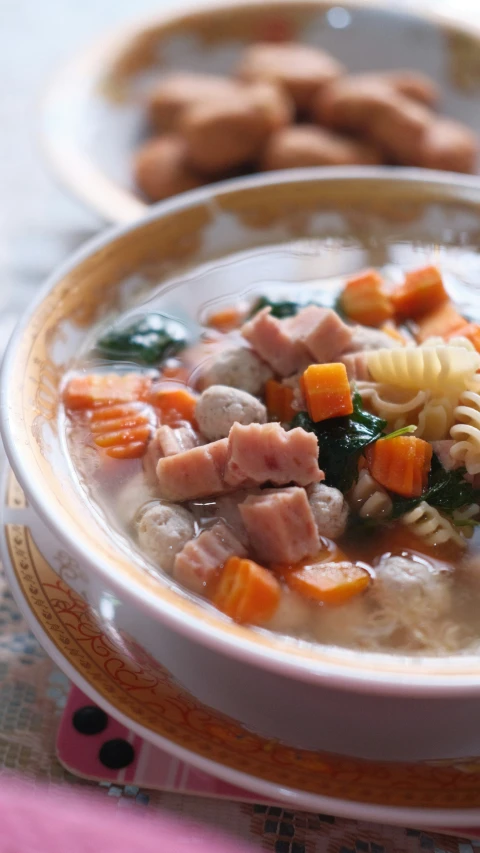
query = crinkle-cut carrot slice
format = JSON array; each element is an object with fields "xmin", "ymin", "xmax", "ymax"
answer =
[
  {"xmin": 365, "ymin": 435, "xmax": 432, "ymax": 498},
  {"xmin": 94, "ymin": 424, "xmax": 152, "ymax": 448},
  {"xmin": 392, "ymin": 265, "xmax": 448, "ymax": 319},
  {"xmin": 148, "ymin": 385, "xmax": 197, "ymax": 427},
  {"xmin": 107, "ymin": 442, "xmax": 149, "ymax": 459},
  {"xmin": 278, "ymin": 560, "xmax": 370, "ymax": 605},
  {"xmin": 63, "ymin": 373, "xmax": 152, "ymax": 411},
  {"xmin": 303, "ymin": 363, "xmax": 353, "ymax": 422},
  {"xmin": 265, "ymin": 379, "xmax": 295, "ymax": 422},
  {"xmin": 415, "ymin": 301, "xmax": 465, "ymax": 342},
  {"xmin": 206, "ymin": 306, "xmax": 246, "ymax": 332},
  {"xmin": 213, "ymin": 556, "xmax": 281, "ymax": 625},
  {"xmin": 340, "ymin": 269, "xmax": 394, "ymax": 327}
]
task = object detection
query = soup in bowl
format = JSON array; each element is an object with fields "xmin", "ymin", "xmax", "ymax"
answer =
[{"xmin": 6, "ymin": 168, "xmax": 480, "ymax": 759}]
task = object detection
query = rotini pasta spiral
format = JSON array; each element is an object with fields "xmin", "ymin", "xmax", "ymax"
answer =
[
  {"xmin": 416, "ymin": 395, "xmax": 457, "ymax": 441},
  {"xmin": 367, "ymin": 346, "xmax": 480, "ymax": 392},
  {"xmin": 356, "ymin": 381, "xmax": 426, "ymax": 430},
  {"xmin": 349, "ymin": 469, "xmax": 393, "ymax": 519},
  {"xmin": 450, "ymin": 388, "xmax": 480, "ymax": 474},
  {"xmin": 421, "ymin": 336, "xmax": 476, "ymax": 352},
  {"xmin": 401, "ymin": 501, "xmax": 466, "ymax": 548}
]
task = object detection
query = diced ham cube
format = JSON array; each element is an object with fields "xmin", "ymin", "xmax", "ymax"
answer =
[
  {"xmin": 241, "ymin": 307, "xmax": 308, "ymax": 377},
  {"xmin": 156, "ymin": 438, "xmax": 229, "ymax": 501},
  {"xmin": 339, "ymin": 352, "xmax": 372, "ymax": 381},
  {"xmin": 144, "ymin": 424, "xmax": 202, "ymax": 483},
  {"xmin": 224, "ymin": 422, "xmax": 324, "ymax": 488},
  {"xmin": 239, "ymin": 487, "xmax": 320, "ymax": 564},
  {"xmin": 288, "ymin": 306, "xmax": 353, "ymax": 363},
  {"xmin": 173, "ymin": 521, "xmax": 247, "ymax": 593}
]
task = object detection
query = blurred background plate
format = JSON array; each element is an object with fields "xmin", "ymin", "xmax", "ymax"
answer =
[{"xmin": 40, "ymin": 0, "xmax": 480, "ymax": 224}]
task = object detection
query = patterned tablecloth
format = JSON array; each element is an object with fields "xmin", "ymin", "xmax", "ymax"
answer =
[{"xmin": 2, "ymin": 0, "xmax": 480, "ymax": 848}]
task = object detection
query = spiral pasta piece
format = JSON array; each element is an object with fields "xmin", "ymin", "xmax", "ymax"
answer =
[
  {"xmin": 416, "ymin": 395, "xmax": 457, "ymax": 441},
  {"xmin": 356, "ymin": 381, "xmax": 426, "ymax": 429},
  {"xmin": 401, "ymin": 501, "xmax": 466, "ymax": 548},
  {"xmin": 366, "ymin": 346, "xmax": 480, "ymax": 392},
  {"xmin": 421, "ymin": 336, "xmax": 476, "ymax": 352},
  {"xmin": 450, "ymin": 389, "xmax": 480, "ymax": 474},
  {"xmin": 349, "ymin": 469, "xmax": 393, "ymax": 519}
]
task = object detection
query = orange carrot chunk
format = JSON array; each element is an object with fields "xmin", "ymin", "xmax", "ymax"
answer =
[
  {"xmin": 447, "ymin": 322, "xmax": 480, "ymax": 353},
  {"xmin": 63, "ymin": 373, "xmax": 152, "ymax": 411},
  {"xmin": 278, "ymin": 559, "xmax": 370, "ymax": 605},
  {"xmin": 365, "ymin": 435, "xmax": 432, "ymax": 498},
  {"xmin": 303, "ymin": 363, "xmax": 353, "ymax": 422},
  {"xmin": 265, "ymin": 379, "xmax": 295, "ymax": 422},
  {"xmin": 206, "ymin": 306, "xmax": 246, "ymax": 332},
  {"xmin": 416, "ymin": 301, "xmax": 466, "ymax": 342},
  {"xmin": 392, "ymin": 265, "xmax": 448, "ymax": 320},
  {"xmin": 148, "ymin": 386, "xmax": 197, "ymax": 427},
  {"xmin": 213, "ymin": 556, "xmax": 281, "ymax": 625},
  {"xmin": 340, "ymin": 269, "xmax": 394, "ymax": 327}
]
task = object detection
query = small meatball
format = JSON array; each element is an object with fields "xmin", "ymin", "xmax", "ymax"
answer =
[
  {"xmin": 313, "ymin": 76, "xmax": 394, "ymax": 131},
  {"xmin": 307, "ymin": 483, "xmax": 349, "ymax": 539},
  {"xmin": 343, "ymin": 325, "xmax": 403, "ymax": 353},
  {"xmin": 116, "ymin": 471, "xmax": 159, "ymax": 527},
  {"xmin": 136, "ymin": 501, "xmax": 195, "ymax": 573},
  {"xmin": 261, "ymin": 125, "xmax": 382, "ymax": 170},
  {"xmin": 200, "ymin": 347, "xmax": 273, "ymax": 395},
  {"xmin": 383, "ymin": 70, "xmax": 439, "ymax": 106},
  {"xmin": 367, "ymin": 97, "xmax": 433, "ymax": 164},
  {"xmin": 134, "ymin": 136, "xmax": 203, "ymax": 202},
  {"xmin": 181, "ymin": 83, "xmax": 292, "ymax": 175},
  {"xmin": 418, "ymin": 119, "xmax": 478, "ymax": 174},
  {"xmin": 373, "ymin": 555, "xmax": 452, "ymax": 639},
  {"xmin": 147, "ymin": 72, "xmax": 240, "ymax": 132},
  {"xmin": 195, "ymin": 385, "xmax": 267, "ymax": 441},
  {"xmin": 237, "ymin": 42, "xmax": 345, "ymax": 112}
]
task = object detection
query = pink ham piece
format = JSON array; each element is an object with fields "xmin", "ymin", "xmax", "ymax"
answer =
[
  {"xmin": 224, "ymin": 422, "xmax": 324, "ymax": 488},
  {"xmin": 173, "ymin": 521, "xmax": 247, "ymax": 593},
  {"xmin": 288, "ymin": 306, "xmax": 353, "ymax": 363},
  {"xmin": 156, "ymin": 438, "xmax": 229, "ymax": 501},
  {"xmin": 339, "ymin": 352, "xmax": 372, "ymax": 381},
  {"xmin": 241, "ymin": 307, "xmax": 308, "ymax": 377},
  {"xmin": 239, "ymin": 487, "xmax": 320, "ymax": 565},
  {"xmin": 144, "ymin": 424, "xmax": 202, "ymax": 483}
]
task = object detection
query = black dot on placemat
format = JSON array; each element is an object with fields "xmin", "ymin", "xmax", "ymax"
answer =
[
  {"xmin": 73, "ymin": 706, "xmax": 108, "ymax": 736},
  {"xmin": 99, "ymin": 738, "xmax": 135, "ymax": 770}
]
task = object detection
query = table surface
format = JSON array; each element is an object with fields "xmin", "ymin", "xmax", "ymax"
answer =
[{"xmin": 1, "ymin": 0, "xmax": 480, "ymax": 848}]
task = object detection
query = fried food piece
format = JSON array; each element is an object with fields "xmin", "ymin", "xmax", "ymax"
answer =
[
  {"xmin": 260, "ymin": 124, "xmax": 382, "ymax": 169},
  {"xmin": 147, "ymin": 72, "xmax": 240, "ymax": 132},
  {"xmin": 418, "ymin": 118, "xmax": 478, "ymax": 173},
  {"xmin": 236, "ymin": 42, "xmax": 345, "ymax": 112},
  {"xmin": 133, "ymin": 135, "xmax": 204, "ymax": 201}
]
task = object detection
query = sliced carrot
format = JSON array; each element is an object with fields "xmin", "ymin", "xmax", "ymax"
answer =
[
  {"xmin": 380, "ymin": 321, "xmax": 408, "ymax": 346},
  {"xmin": 303, "ymin": 363, "xmax": 353, "ymax": 422},
  {"xmin": 63, "ymin": 373, "xmax": 151, "ymax": 411},
  {"xmin": 278, "ymin": 560, "xmax": 370, "ymax": 605},
  {"xmin": 213, "ymin": 556, "xmax": 281, "ymax": 625},
  {"xmin": 148, "ymin": 385, "xmax": 197, "ymax": 427},
  {"xmin": 392, "ymin": 265, "xmax": 449, "ymax": 320},
  {"xmin": 365, "ymin": 435, "xmax": 432, "ymax": 498},
  {"xmin": 265, "ymin": 379, "xmax": 295, "ymax": 422},
  {"xmin": 340, "ymin": 269, "xmax": 394, "ymax": 327},
  {"xmin": 416, "ymin": 301, "xmax": 465, "ymax": 342},
  {"xmin": 447, "ymin": 322, "xmax": 480, "ymax": 353},
  {"xmin": 206, "ymin": 306, "xmax": 246, "ymax": 333},
  {"xmin": 90, "ymin": 401, "xmax": 154, "ymax": 459}
]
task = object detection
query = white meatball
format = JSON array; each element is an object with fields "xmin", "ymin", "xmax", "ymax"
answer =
[
  {"xmin": 201, "ymin": 347, "xmax": 273, "ymax": 395},
  {"xmin": 116, "ymin": 471, "xmax": 159, "ymax": 527},
  {"xmin": 344, "ymin": 325, "xmax": 403, "ymax": 353},
  {"xmin": 373, "ymin": 555, "xmax": 452, "ymax": 640},
  {"xmin": 136, "ymin": 501, "xmax": 195, "ymax": 573},
  {"xmin": 195, "ymin": 385, "xmax": 267, "ymax": 440},
  {"xmin": 307, "ymin": 483, "xmax": 349, "ymax": 539}
]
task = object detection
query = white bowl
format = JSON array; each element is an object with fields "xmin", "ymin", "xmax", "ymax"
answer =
[{"xmin": 5, "ymin": 167, "xmax": 480, "ymax": 761}]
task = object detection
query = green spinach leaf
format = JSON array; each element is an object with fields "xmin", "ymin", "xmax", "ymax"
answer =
[
  {"xmin": 291, "ymin": 391, "xmax": 386, "ymax": 492},
  {"xmin": 96, "ymin": 313, "xmax": 188, "ymax": 366},
  {"xmin": 249, "ymin": 296, "xmax": 303, "ymax": 319}
]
